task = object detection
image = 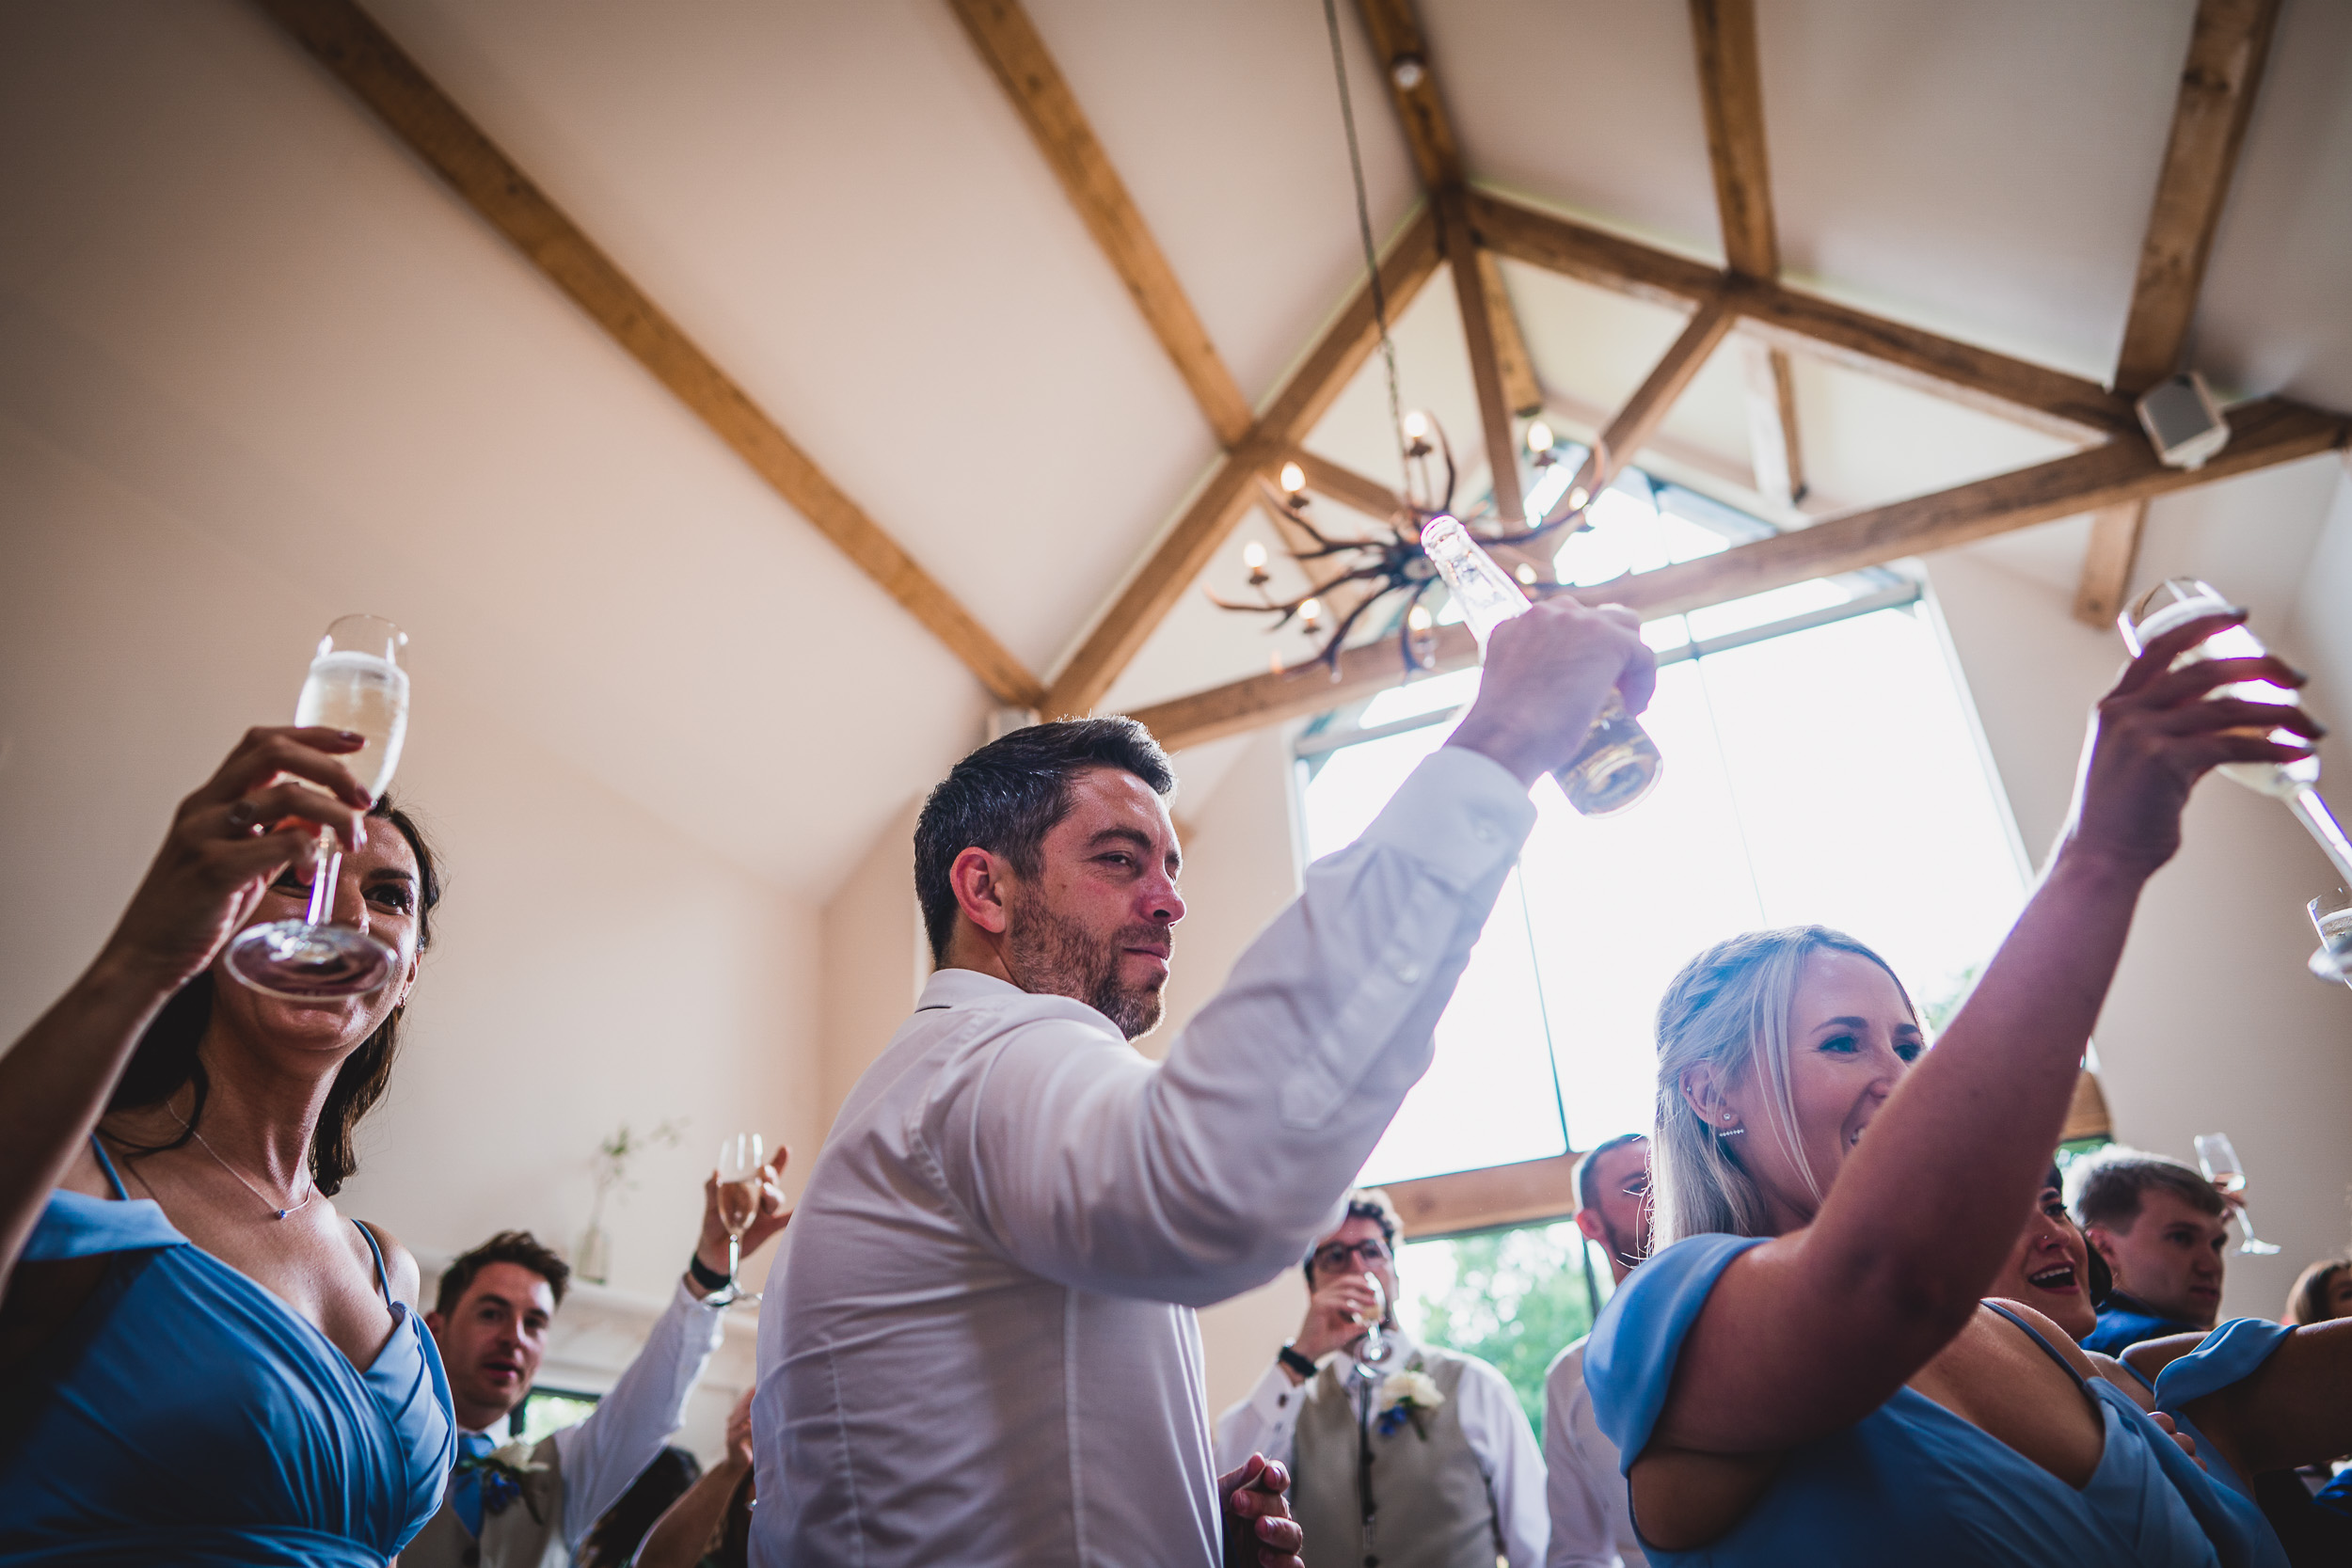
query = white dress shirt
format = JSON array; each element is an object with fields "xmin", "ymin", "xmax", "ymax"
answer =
[
  {"xmin": 468, "ymin": 1278, "xmax": 727, "ymax": 1557},
  {"xmin": 750, "ymin": 747, "xmax": 1536, "ymax": 1568},
  {"xmin": 1541, "ymin": 1338, "xmax": 1644, "ymax": 1568},
  {"xmin": 1214, "ymin": 1327, "xmax": 1549, "ymax": 1568}
]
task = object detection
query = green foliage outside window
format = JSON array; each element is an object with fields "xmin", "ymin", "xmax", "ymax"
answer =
[{"xmin": 1403, "ymin": 1220, "xmax": 1597, "ymax": 1438}]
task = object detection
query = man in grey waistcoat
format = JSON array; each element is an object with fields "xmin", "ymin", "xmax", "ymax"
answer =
[
  {"xmin": 409, "ymin": 1153, "xmax": 787, "ymax": 1568},
  {"xmin": 1216, "ymin": 1189, "xmax": 1546, "ymax": 1568}
]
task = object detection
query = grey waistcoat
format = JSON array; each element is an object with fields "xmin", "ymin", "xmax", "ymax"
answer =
[
  {"xmin": 404, "ymin": 1433, "xmax": 570, "ymax": 1568},
  {"xmin": 1289, "ymin": 1349, "xmax": 1502, "ymax": 1568}
]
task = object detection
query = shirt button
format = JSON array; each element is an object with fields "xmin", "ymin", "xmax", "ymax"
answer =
[
  {"xmin": 1394, "ymin": 963, "xmax": 1422, "ymax": 984},
  {"xmin": 1473, "ymin": 820, "xmax": 1498, "ymax": 843}
]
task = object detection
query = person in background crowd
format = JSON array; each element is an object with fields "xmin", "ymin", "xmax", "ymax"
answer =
[
  {"xmin": 407, "ymin": 1151, "xmax": 787, "ymax": 1568},
  {"xmin": 1216, "ymin": 1189, "xmax": 1547, "ymax": 1568},
  {"xmin": 2284, "ymin": 1258, "xmax": 2352, "ymax": 1326},
  {"xmin": 2070, "ymin": 1148, "xmax": 2231, "ymax": 1354},
  {"xmin": 0, "ymin": 728, "xmax": 453, "ymax": 1565},
  {"xmin": 1583, "ymin": 612, "xmax": 2325, "ymax": 1566},
  {"xmin": 1987, "ymin": 1164, "xmax": 2151, "ymax": 1409},
  {"xmin": 634, "ymin": 1389, "xmax": 757, "ymax": 1568},
  {"xmin": 1544, "ymin": 1133, "xmax": 1652, "ymax": 1568},
  {"xmin": 576, "ymin": 1448, "xmax": 702, "ymax": 1568},
  {"xmin": 755, "ymin": 597, "xmax": 1656, "ymax": 1568}
]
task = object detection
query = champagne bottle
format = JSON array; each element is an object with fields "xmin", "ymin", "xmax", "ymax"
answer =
[{"xmin": 1421, "ymin": 516, "xmax": 1662, "ymax": 816}]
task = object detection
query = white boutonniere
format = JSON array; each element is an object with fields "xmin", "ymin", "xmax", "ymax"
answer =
[
  {"xmin": 1376, "ymin": 1369, "xmax": 1445, "ymax": 1439},
  {"xmin": 489, "ymin": 1441, "xmax": 548, "ymax": 1473},
  {"xmin": 456, "ymin": 1440, "xmax": 550, "ymax": 1520}
]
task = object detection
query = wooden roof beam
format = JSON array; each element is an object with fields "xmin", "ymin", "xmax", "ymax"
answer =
[
  {"xmin": 1548, "ymin": 297, "xmax": 1738, "ymax": 524},
  {"xmin": 1466, "ymin": 191, "xmax": 2136, "ymax": 442},
  {"xmin": 1041, "ymin": 209, "xmax": 1443, "ymax": 717},
  {"xmin": 2073, "ymin": 0, "xmax": 2280, "ymax": 625},
  {"xmin": 1356, "ymin": 0, "xmax": 1537, "ymax": 521},
  {"xmin": 946, "ymin": 0, "xmax": 1254, "ymax": 447},
  {"xmin": 1128, "ymin": 397, "xmax": 2345, "ymax": 750},
  {"xmin": 257, "ymin": 0, "xmax": 1044, "ymax": 707}
]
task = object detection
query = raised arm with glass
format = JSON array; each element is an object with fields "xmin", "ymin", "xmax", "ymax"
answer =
[
  {"xmin": 1421, "ymin": 515, "xmax": 1662, "ymax": 815},
  {"xmin": 223, "ymin": 614, "xmax": 410, "ymax": 999},
  {"xmin": 2120, "ymin": 579, "xmax": 2351, "ymax": 982}
]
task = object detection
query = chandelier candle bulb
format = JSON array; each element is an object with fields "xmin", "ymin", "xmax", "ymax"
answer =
[
  {"xmin": 1243, "ymin": 541, "xmax": 1267, "ymax": 570},
  {"xmin": 1420, "ymin": 515, "xmax": 1663, "ymax": 816},
  {"xmin": 1279, "ymin": 461, "xmax": 1307, "ymax": 494},
  {"xmin": 1526, "ymin": 421, "xmax": 1554, "ymax": 455},
  {"xmin": 1403, "ymin": 410, "xmax": 1430, "ymax": 441}
]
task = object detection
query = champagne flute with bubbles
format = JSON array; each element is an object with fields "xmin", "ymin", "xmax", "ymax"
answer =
[
  {"xmin": 1354, "ymin": 1273, "xmax": 1391, "ymax": 1381},
  {"xmin": 2194, "ymin": 1132, "xmax": 2281, "ymax": 1256},
  {"xmin": 2312, "ymin": 889, "xmax": 2352, "ymax": 987},
  {"xmin": 713, "ymin": 1133, "xmax": 766, "ymax": 1305},
  {"xmin": 2120, "ymin": 579, "xmax": 2352, "ymax": 899},
  {"xmin": 224, "ymin": 614, "xmax": 410, "ymax": 999}
]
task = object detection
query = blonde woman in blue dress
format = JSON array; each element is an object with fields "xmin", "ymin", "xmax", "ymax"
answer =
[
  {"xmin": 0, "ymin": 724, "xmax": 454, "ymax": 1564},
  {"xmin": 1585, "ymin": 609, "xmax": 2345, "ymax": 1568}
]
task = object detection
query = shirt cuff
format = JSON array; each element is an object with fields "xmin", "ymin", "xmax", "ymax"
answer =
[
  {"xmin": 675, "ymin": 1276, "xmax": 730, "ymax": 1346},
  {"xmin": 1357, "ymin": 744, "xmax": 1535, "ymax": 891}
]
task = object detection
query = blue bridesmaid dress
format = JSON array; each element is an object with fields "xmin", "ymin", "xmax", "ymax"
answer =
[
  {"xmin": 1586, "ymin": 1233, "xmax": 2284, "ymax": 1568},
  {"xmin": 0, "ymin": 1138, "xmax": 455, "ymax": 1564}
]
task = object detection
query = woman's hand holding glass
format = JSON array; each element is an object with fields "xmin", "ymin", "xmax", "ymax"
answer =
[
  {"xmin": 2067, "ymin": 608, "xmax": 2323, "ymax": 879},
  {"xmin": 100, "ymin": 725, "xmax": 376, "ymax": 995}
]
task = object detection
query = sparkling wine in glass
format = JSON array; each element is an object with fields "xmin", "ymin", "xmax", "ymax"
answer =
[
  {"xmin": 2120, "ymin": 580, "xmax": 2352, "ymax": 894},
  {"xmin": 1421, "ymin": 515, "xmax": 1662, "ymax": 815},
  {"xmin": 713, "ymin": 1132, "xmax": 766, "ymax": 1305},
  {"xmin": 2312, "ymin": 889, "xmax": 2352, "ymax": 986},
  {"xmin": 223, "ymin": 615, "xmax": 410, "ymax": 999},
  {"xmin": 1352, "ymin": 1272, "xmax": 1393, "ymax": 1383},
  {"xmin": 2194, "ymin": 1132, "xmax": 2281, "ymax": 1256}
]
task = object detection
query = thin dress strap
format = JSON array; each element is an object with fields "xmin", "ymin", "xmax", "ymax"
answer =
[
  {"xmin": 87, "ymin": 1132, "xmax": 130, "ymax": 1199},
  {"xmin": 351, "ymin": 1220, "xmax": 396, "ymax": 1308},
  {"xmin": 1981, "ymin": 1299, "xmax": 2088, "ymax": 1390}
]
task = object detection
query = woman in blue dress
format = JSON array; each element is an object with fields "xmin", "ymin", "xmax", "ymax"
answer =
[
  {"xmin": 0, "ymin": 724, "xmax": 455, "ymax": 1563},
  {"xmin": 1584, "ymin": 609, "xmax": 2346, "ymax": 1568}
]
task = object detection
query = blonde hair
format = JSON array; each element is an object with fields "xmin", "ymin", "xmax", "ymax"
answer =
[{"xmin": 1650, "ymin": 927, "xmax": 1916, "ymax": 1248}]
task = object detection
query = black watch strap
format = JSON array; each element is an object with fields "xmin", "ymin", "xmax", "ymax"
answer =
[
  {"xmin": 1278, "ymin": 1344, "xmax": 1318, "ymax": 1379},
  {"xmin": 688, "ymin": 1252, "xmax": 733, "ymax": 1293}
]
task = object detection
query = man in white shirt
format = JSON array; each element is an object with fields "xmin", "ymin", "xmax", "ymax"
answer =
[
  {"xmin": 753, "ymin": 597, "xmax": 1656, "ymax": 1568},
  {"xmin": 1541, "ymin": 1134, "xmax": 1651, "ymax": 1568},
  {"xmin": 1216, "ymin": 1190, "xmax": 1548, "ymax": 1568},
  {"xmin": 410, "ymin": 1155, "xmax": 789, "ymax": 1568}
]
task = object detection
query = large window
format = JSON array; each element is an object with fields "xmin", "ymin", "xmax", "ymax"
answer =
[{"xmin": 1296, "ymin": 473, "xmax": 2031, "ymax": 1189}]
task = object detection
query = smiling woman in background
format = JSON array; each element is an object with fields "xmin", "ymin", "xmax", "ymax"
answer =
[{"xmin": 0, "ymin": 725, "xmax": 454, "ymax": 1566}]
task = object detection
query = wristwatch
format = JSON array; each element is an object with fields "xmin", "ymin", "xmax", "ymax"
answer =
[
  {"xmin": 1278, "ymin": 1343, "xmax": 1319, "ymax": 1380},
  {"xmin": 688, "ymin": 1251, "xmax": 734, "ymax": 1294}
]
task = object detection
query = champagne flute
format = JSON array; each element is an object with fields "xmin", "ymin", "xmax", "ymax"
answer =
[
  {"xmin": 223, "ymin": 615, "xmax": 410, "ymax": 999},
  {"xmin": 1353, "ymin": 1273, "xmax": 1391, "ymax": 1380},
  {"xmin": 2193, "ymin": 1132, "xmax": 2281, "ymax": 1256},
  {"xmin": 2120, "ymin": 580, "xmax": 2352, "ymax": 893},
  {"xmin": 1421, "ymin": 515, "xmax": 1663, "ymax": 815},
  {"xmin": 2312, "ymin": 889, "xmax": 2352, "ymax": 986},
  {"xmin": 713, "ymin": 1133, "xmax": 766, "ymax": 1305}
]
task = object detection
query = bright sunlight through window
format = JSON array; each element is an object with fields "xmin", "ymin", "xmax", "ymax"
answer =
[{"xmin": 1295, "ymin": 475, "xmax": 2030, "ymax": 1187}]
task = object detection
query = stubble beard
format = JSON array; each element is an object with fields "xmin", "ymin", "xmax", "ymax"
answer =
[{"xmin": 1005, "ymin": 892, "xmax": 1168, "ymax": 1041}]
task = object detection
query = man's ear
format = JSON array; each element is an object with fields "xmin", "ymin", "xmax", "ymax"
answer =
[
  {"xmin": 948, "ymin": 847, "xmax": 1013, "ymax": 938},
  {"xmin": 2084, "ymin": 1226, "xmax": 2122, "ymax": 1267},
  {"xmin": 1574, "ymin": 1209, "xmax": 1608, "ymax": 1245},
  {"xmin": 423, "ymin": 1309, "xmax": 446, "ymax": 1338}
]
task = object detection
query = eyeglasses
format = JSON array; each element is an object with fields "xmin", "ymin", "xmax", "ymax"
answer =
[{"xmin": 1312, "ymin": 1239, "xmax": 1391, "ymax": 1274}]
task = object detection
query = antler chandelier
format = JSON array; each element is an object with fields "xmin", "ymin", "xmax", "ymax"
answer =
[{"xmin": 1213, "ymin": 413, "xmax": 1593, "ymax": 676}]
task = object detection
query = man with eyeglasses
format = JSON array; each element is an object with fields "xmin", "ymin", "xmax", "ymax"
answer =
[
  {"xmin": 1541, "ymin": 1133, "xmax": 1652, "ymax": 1567},
  {"xmin": 1216, "ymin": 1189, "xmax": 1547, "ymax": 1568}
]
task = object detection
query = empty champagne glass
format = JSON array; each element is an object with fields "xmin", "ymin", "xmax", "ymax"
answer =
[
  {"xmin": 2194, "ymin": 1132, "xmax": 2281, "ymax": 1256},
  {"xmin": 713, "ymin": 1133, "xmax": 766, "ymax": 1305},
  {"xmin": 2312, "ymin": 889, "xmax": 2352, "ymax": 987},
  {"xmin": 1354, "ymin": 1273, "xmax": 1391, "ymax": 1380},
  {"xmin": 2120, "ymin": 580, "xmax": 2352, "ymax": 894},
  {"xmin": 223, "ymin": 615, "xmax": 410, "ymax": 999}
]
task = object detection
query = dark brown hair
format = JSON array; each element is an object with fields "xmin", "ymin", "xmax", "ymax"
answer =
[
  {"xmin": 2287, "ymin": 1257, "xmax": 2352, "ymax": 1326},
  {"xmin": 2068, "ymin": 1148, "xmax": 2227, "ymax": 1233},
  {"xmin": 105, "ymin": 795, "xmax": 442, "ymax": 1196},
  {"xmin": 436, "ymin": 1228, "xmax": 573, "ymax": 1316},
  {"xmin": 912, "ymin": 718, "xmax": 1175, "ymax": 964}
]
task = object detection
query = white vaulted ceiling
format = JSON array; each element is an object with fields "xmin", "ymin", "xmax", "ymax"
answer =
[{"xmin": 1, "ymin": 0, "xmax": 2347, "ymax": 896}]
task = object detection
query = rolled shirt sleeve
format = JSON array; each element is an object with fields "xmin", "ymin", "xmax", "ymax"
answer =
[{"xmin": 1215, "ymin": 1361, "xmax": 1309, "ymax": 1474}]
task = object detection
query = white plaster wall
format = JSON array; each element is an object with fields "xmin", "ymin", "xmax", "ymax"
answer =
[{"xmin": 0, "ymin": 418, "xmax": 824, "ymax": 1458}]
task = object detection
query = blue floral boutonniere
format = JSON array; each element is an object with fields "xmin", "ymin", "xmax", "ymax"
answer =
[
  {"xmin": 1375, "ymin": 1369, "xmax": 1445, "ymax": 1440},
  {"xmin": 456, "ymin": 1440, "xmax": 549, "ymax": 1521}
]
